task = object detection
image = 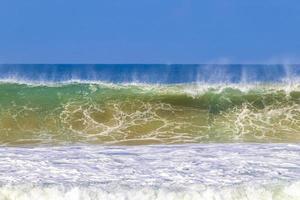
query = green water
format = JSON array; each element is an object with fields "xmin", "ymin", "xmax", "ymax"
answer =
[{"xmin": 0, "ymin": 83, "xmax": 299, "ymax": 145}]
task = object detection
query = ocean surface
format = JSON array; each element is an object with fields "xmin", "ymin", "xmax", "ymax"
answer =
[{"xmin": 0, "ymin": 64, "xmax": 300, "ymax": 199}]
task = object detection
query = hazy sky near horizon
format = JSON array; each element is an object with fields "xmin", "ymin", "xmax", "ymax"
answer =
[{"xmin": 0, "ymin": 0, "xmax": 300, "ymax": 64}]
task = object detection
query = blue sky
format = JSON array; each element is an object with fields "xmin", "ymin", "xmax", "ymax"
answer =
[{"xmin": 0, "ymin": 0, "xmax": 299, "ymax": 63}]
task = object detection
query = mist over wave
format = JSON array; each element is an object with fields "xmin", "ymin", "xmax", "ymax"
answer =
[{"xmin": 0, "ymin": 64, "xmax": 299, "ymax": 84}]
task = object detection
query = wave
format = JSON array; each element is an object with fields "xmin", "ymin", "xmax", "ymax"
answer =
[{"xmin": 0, "ymin": 82, "xmax": 299, "ymax": 145}]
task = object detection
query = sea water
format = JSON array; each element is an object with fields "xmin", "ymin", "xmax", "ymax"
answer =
[{"xmin": 0, "ymin": 64, "xmax": 299, "ymax": 199}]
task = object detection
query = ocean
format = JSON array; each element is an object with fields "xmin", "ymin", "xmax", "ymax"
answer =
[{"xmin": 0, "ymin": 64, "xmax": 299, "ymax": 199}]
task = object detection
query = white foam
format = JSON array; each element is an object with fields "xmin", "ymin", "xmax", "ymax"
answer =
[
  {"xmin": 0, "ymin": 144, "xmax": 300, "ymax": 199},
  {"xmin": 1, "ymin": 78, "xmax": 300, "ymax": 95},
  {"xmin": 1, "ymin": 182, "xmax": 300, "ymax": 200}
]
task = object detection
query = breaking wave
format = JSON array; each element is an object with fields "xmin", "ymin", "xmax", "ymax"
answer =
[{"xmin": 0, "ymin": 82, "xmax": 299, "ymax": 145}]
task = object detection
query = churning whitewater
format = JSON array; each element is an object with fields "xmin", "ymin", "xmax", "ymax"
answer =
[{"xmin": 1, "ymin": 144, "xmax": 300, "ymax": 200}]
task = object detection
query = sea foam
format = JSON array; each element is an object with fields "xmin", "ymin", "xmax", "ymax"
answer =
[{"xmin": 0, "ymin": 144, "xmax": 300, "ymax": 199}]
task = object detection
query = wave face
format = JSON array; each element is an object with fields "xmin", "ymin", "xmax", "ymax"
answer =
[
  {"xmin": 0, "ymin": 144, "xmax": 300, "ymax": 200},
  {"xmin": 0, "ymin": 83, "xmax": 299, "ymax": 145},
  {"xmin": 0, "ymin": 65, "xmax": 300, "ymax": 145}
]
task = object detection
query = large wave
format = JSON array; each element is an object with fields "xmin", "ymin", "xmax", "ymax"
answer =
[
  {"xmin": 1, "ymin": 65, "xmax": 300, "ymax": 199},
  {"xmin": 0, "ymin": 64, "xmax": 299, "ymax": 145},
  {"xmin": 0, "ymin": 82, "xmax": 299, "ymax": 145}
]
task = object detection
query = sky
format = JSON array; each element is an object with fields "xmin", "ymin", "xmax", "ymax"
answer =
[{"xmin": 0, "ymin": 0, "xmax": 300, "ymax": 64}]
